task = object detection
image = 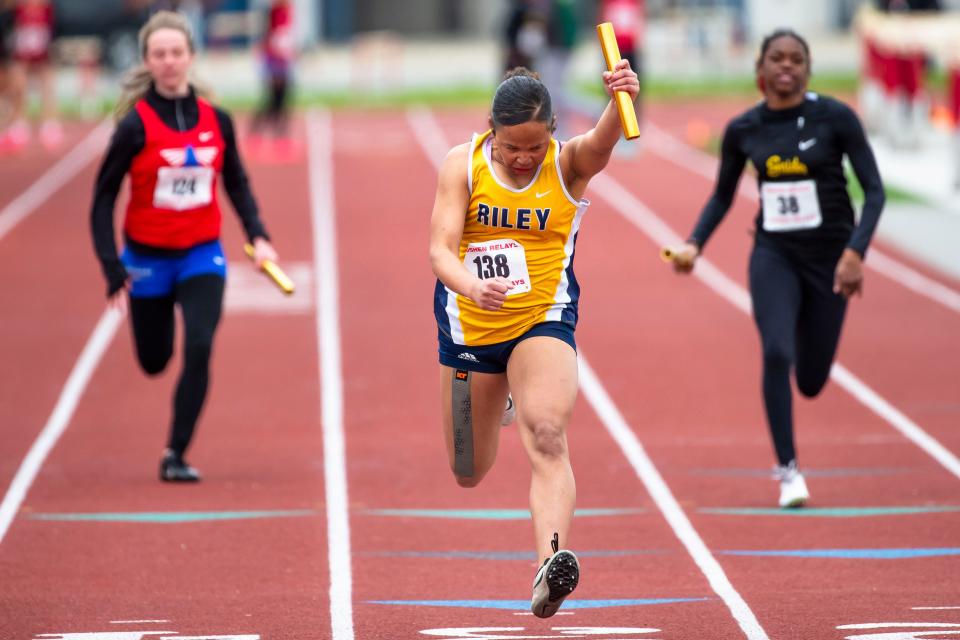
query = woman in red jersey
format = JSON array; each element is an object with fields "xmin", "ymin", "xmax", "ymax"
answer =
[{"xmin": 90, "ymin": 11, "xmax": 278, "ymax": 482}]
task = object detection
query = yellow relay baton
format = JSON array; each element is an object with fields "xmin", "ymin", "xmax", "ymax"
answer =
[
  {"xmin": 596, "ymin": 22, "xmax": 640, "ymax": 140},
  {"xmin": 659, "ymin": 246, "xmax": 676, "ymax": 263},
  {"xmin": 244, "ymin": 243, "xmax": 295, "ymax": 295}
]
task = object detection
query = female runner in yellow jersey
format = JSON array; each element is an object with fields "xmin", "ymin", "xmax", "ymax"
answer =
[{"xmin": 429, "ymin": 63, "xmax": 639, "ymax": 618}]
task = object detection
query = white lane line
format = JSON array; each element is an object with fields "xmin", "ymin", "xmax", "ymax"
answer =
[
  {"xmin": 579, "ymin": 356, "xmax": 770, "ymax": 640},
  {"xmin": 642, "ymin": 121, "xmax": 960, "ymax": 314},
  {"xmin": 866, "ymin": 250, "xmax": 960, "ymax": 313},
  {"xmin": 110, "ymin": 620, "xmax": 171, "ymax": 624},
  {"xmin": 831, "ymin": 364, "xmax": 960, "ymax": 478},
  {"xmin": 305, "ymin": 109, "xmax": 354, "ymax": 640},
  {"xmin": 406, "ymin": 106, "xmax": 770, "ymax": 640},
  {"xmin": 406, "ymin": 106, "xmax": 452, "ymax": 166},
  {"xmin": 0, "ymin": 119, "xmax": 112, "ymax": 242},
  {"xmin": 0, "ymin": 308, "xmax": 123, "ymax": 544},
  {"xmin": 589, "ymin": 171, "xmax": 960, "ymax": 481}
]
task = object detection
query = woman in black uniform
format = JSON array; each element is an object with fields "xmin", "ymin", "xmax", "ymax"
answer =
[{"xmin": 669, "ymin": 29, "xmax": 885, "ymax": 507}]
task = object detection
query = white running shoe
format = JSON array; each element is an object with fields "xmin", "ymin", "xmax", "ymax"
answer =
[
  {"xmin": 501, "ymin": 394, "xmax": 515, "ymax": 426},
  {"xmin": 530, "ymin": 533, "xmax": 579, "ymax": 618},
  {"xmin": 4, "ymin": 120, "xmax": 30, "ymax": 152},
  {"xmin": 39, "ymin": 120, "xmax": 64, "ymax": 151},
  {"xmin": 775, "ymin": 460, "xmax": 809, "ymax": 508}
]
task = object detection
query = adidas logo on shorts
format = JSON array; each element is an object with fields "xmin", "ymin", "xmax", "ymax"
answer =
[{"xmin": 457, "ymin": 352, "xmax": 479, "ymax": 362}]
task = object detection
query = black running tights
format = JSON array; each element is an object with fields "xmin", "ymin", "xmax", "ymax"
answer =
[
  {"xmin": 128, "ymin": 274, "xmax": 224, "ymax": 457},
  {"xmin": 748, "ymin": 239, "xmax": 848, "ymax": 466},
  {"xmin": 253, "ymin": 74, "xmax": 289, "ymax": 136}
]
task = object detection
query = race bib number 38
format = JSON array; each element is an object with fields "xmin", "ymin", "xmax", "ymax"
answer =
[
  {"xmin": 761, "ymin": 179, "xmax": 822, "ymax": 232},
  {"xmin": 154, "ymin": 166, "xmax": 214, "ymax": 211},
  {"xmin": 463, "ymin": 238, "xmax": 532, "ymax": 296}
]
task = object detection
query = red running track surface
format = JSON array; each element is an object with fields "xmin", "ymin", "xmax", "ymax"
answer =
[{"xmin": 0, "ymin": 104, "xmax": 958, "ymax": 640}]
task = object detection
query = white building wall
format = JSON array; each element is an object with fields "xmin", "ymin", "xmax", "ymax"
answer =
[
  {"xmin": 461, "ymin": 0, "xmax": 510, "ymax": 37},
  {"xmin": 745, "ymin": 0, "xmax": 832, "ymax": 38}
]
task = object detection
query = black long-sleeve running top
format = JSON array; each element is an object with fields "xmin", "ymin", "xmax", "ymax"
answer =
[
  {"xmin": 688, "ymin": 93, "xmax": 885, "ymax": 261},
  {"xmin": 91, "ymin": 85, "xmax": 268, "ymax": 295}
]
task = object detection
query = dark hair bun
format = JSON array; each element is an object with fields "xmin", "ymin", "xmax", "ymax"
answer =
[{"xmin": 503, "ymin": 67, "xmax": 541, "ymax": 82}]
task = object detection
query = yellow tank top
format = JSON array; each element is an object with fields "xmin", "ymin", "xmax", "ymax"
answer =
[{"xmin": 438, "ymin": 130, "xmax": 590, "ymax": 346}]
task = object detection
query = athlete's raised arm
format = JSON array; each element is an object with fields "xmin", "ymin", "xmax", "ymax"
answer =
[{"xmin": 560, "ymin": 59, "xmax": 639, "ymax": 194}]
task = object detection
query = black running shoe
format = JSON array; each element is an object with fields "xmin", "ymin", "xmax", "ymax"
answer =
[
  {"xmin": 530, "ymin": 532, "xmax": 580, "ymax": 618},
  {"xmin": 159, "ymin": 450, "xmax": 201, "ymax": 482}
]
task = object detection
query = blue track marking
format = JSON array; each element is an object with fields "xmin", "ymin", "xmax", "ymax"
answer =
[
  {"xmin": 361, "ymin": 550, "xmax": 664, "ymax": 561},
  {"xmin": 699, "ymin": 506, "xmax": 960, "ymax": 517},
  {"xmin": 28, "ymin": 510, "xmax": 316, "ymax": 523},
  {"xmin": 367, "ymin": 598, "xmax": 710, "ymax": 610},
  {"xmin": 361, "ymin": 508, "xmax": 643, "ymax": 520},
  {"xmin": 719, "ymin": 548, "xmax": 960, "ymax": 559},
  {"xmin": 683, "ymin": 467, "xmax": 914, "ymax": 478}
]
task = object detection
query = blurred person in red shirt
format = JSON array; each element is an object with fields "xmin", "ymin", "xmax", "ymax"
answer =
[
  {"xmin": 0, "ymin": 1, "xmax": 14, "ymax": 143},
  {"xmin": 951, "ymin": 59, "xmax": 959, "ymax": 189},
  {"xmin": 249, "ymin": 0, "xmax": 295, "ymax": 158},
  {"xmin": 599, "ymin": 0, "xmax": 644, "ymax": 120},
  {"xmin": 2, "ymin": 0, "xmax": 60, "ymax": 152}
]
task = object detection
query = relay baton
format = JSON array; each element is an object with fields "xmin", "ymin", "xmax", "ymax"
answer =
[
  {"xmin": 660, "ymin": 246, "xmax": 676, "ymax": 263},
  {"xmin": 596, "ymin": 22, "xmax": 640, "ymax": 140},
  {"xmin": 244, "ymin": 243, "xmax": 295, "ymax": 295}
]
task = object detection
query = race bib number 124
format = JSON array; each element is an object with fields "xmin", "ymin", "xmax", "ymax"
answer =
[{"xmin": 154, "ymin": 166, "xmax": 214, "ymax": 211}]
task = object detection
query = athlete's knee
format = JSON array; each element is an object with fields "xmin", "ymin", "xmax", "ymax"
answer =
[
  {"xmin": 137, "ymin": 349, "xmax": 172, "ymax": 376},
  {"xmin": 140, "ymin": 359, "xmax": 169, "ymax": 376},
  {"xmin": 762, "ymin": 341, "xmax": 793, "ymax": 372},
  {"xmin": 182, "ymin": 335, "xmax": 214, "ymax": 369},
  {"xmin": 450, "ymin": 452, "xmax": 493, "ymax": 488},
  {"xmin": 454, "ymin": 472, "xmax": 485, "ymax": 489},
  {"xmin": 527, "ymin": 418, "xmax": 567, "ymax": 459},
  {"xmin": 796, "ymin": 370, "xmax": 830, "ymax": 398}
]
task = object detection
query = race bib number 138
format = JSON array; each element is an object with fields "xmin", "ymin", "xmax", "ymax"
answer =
[{"xmin": 463, "ymin": 238, "xmax": 532, "ymax": 296}]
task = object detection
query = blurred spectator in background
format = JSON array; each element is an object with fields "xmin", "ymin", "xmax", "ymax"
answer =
[
  {"xmin": 53, "ymin": 30, "xmax": 104, "ymax": 120},
  {"xmin": 249, "ymin": 0, "xmax": 295, "ymax": 158},
  {"xmin": 951, "ymin": 50, "xmax": 960, "ymax": 189},
  {"xmin": 149, "ymin": 0, "xmax": 206, "ymax": 52},
  {"xmin": 540, "ymin": 0, "xmax": 577, "ymax": 139},
  {"xmin": 876, "ymin": 0, "xmax": 941, "ymax": 10},
  {"xmin": 504, "ymin": 0, "xmax": 548, "ymax": 73},
  {"xmin": 0, "ymin": 0, "xmax": 14, "ymax": 149},
  {"xmin": 599, "ymin": 0, "xmax": 644, "ymax": 121},
  {"xmin": 3, "ymin": 0, "xmax": 60, "ymax": 152}
]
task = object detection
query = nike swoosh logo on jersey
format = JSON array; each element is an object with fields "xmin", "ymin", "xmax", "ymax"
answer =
[
  {"xmin": 199, "ymin": 131, "xmax": 214, "ymax": 142},
  {"xmin": 535, "ymin": 190, "xmax": 551, "ymax": 198},
  {"xmin": 798, "ymin": 138, "xmax": 817, "ymax": 151}
]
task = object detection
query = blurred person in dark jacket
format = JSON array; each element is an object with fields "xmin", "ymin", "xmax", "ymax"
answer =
[{"xmin": 504, "ymin": 0, "xmax": 548, "ymax": 72}]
